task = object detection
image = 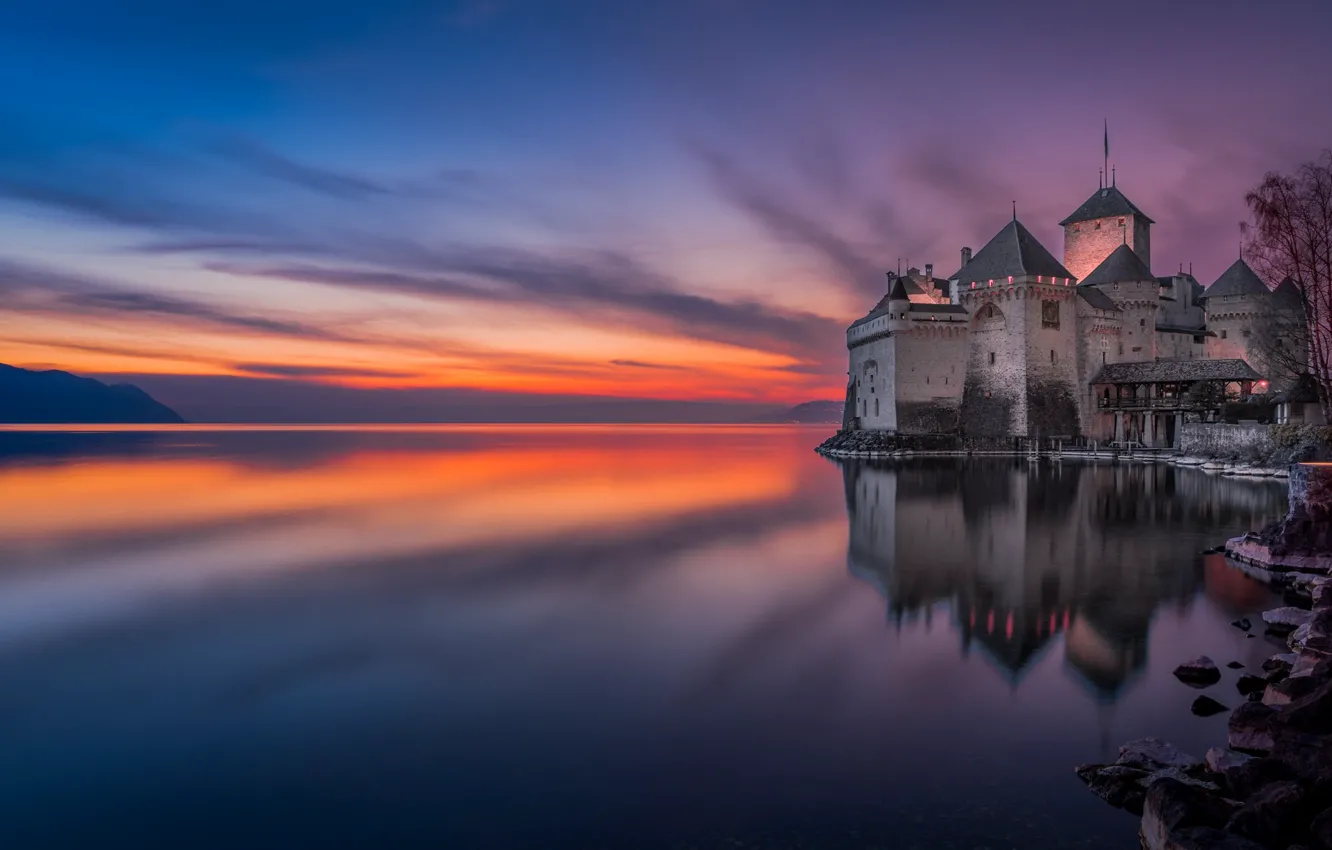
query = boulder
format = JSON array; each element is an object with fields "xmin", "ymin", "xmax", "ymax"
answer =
[
  {"xmin": 1233, "ymin": 618, "xmax": 1253, "ymax": 632},
  {"xmin": 1264, "ymin": 653, "xmax": 1297, "ymax": 674},
  {"xmin": 1270, "ymin": 730, "xmax": 1332, "ymax": 786},
  {"xmin": 1310, "ymin": 806, "xmax": 1332, "ymax": 848},
  {"xmin": 1227, "ymin": 660, "xmax": 1246, "ymax": 669},
  {"xmin": 1225, "ymin": 780, "xmax": 1308, "ymax": 847},
  {"xmin": 1237, "ymin": 674, "xmax": 1268, "ymax": 697},
  {"xmin": 1204, "ymin": 747, "xmax": 1252, "ymax": 774},
  {"xmin": 1272, "ymin": 676, "xmax": 1332, "ymax": 735},
  {"xmin": 1264, "ymin": 675, "xmax": 1323, "ymax": 706},
  {"xmin": 1265, "ymin": 607, "xmax": 1315, "ymax": 631},
  {"xmin": 1174, "ymin": 656, "xmax": 1222, "ymax": 688},
  {"xmin": 1118, "ymin": 738, "xmax": 1201, "ymax": 771},
  {"xmin": 1076, "ymin": 763, "xmax": 1152, "ymax": 812},
  {"xmin": 1229, "ymin": 702, "xmax": 1277, "ymax": 753},
  {"xmin": 1222, "ymin": 757, "xmax": 1296, "ymax": 799},
  {"xmin": 1192, "ymin": 695, "xmax": 1229, "ymax": 717},
  {"xmin": 1140, "ymin": 778, "xmax": 1242, "ymax": 850}
]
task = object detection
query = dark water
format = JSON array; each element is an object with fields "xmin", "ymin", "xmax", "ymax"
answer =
[{"xmin": 0, "ymin": 425, "xmax": 1294, "ymax": 849}]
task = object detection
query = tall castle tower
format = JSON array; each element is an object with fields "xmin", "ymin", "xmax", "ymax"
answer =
[
  {"xmin": 1060, "ymin": 181, "xmax": 1154, "ymax": 282},
  {"xmin": 955, "ymin": 217, "xmax": 1081, "ymax": 438}
]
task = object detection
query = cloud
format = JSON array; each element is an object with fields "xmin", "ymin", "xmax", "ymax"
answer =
[
  {"xmin": 208, "ymin": 138, "xmax": 395, "ymax": 199},
  {"xmin": 232, "ymin": 363, "xmax": 421, "ymax": 379},
  {"xmin": 609, "ymin": 359, "xmax": 688, "ymax": 370},
  {"xmin": 695, "ymin": 145, "xmax": 885, "ymax": 298},
  {"xmin": 0, "ymin": 258, "xmax": 356, "ymax": 343}
]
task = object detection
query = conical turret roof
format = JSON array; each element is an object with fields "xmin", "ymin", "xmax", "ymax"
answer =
[
  {"xmin": 1204, "ymin": 258, "xmax": 1269, "ymax": 300},
  {"xmin": 1078, "ymin": 243, "xmax": 1155, "ymax": 287},
  {"xmin": 1060, "ymin": 185, "xmax": 1154, "ymax": 226},
  {"xmin": 952, "ymin": 218, "xmax": 1074, "ymax": 285}
]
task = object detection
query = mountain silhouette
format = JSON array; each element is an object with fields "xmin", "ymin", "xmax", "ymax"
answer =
[{"xmin": 0, "ymin": 364, "xmax": 184, "ymax": 424}]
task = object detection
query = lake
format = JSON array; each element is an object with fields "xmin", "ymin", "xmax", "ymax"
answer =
[{"xmin": 0, "ymin": 425, "xmax": 1293, "ymax": 849}]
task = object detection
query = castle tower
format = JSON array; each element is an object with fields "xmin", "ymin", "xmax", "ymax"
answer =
[
  {"xmin": 955, "ymin": 218, "xmax": 1081, "ymax": 438},
  {"xmin": 1201, "ymin": 258, "xmax": 1271, "ymax": 368},
  {"xmin": 1078, "ymin": 243, "xmax": 1160, "ymax": 361},
  {"xmin": 1060, "ymin": 184, "xmax": 1154, "ymax": 283}
]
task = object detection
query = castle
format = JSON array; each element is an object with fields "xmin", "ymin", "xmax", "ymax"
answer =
[{"xmin": 843, "ymin": 177, "xmax": 1312, "ymax": 446}]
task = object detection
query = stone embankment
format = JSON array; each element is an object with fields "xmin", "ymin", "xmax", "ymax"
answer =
[
  {"xmin": 1077, "ymin": 573, "xmax": 1332, "ymax": 849},
  {"xmin": 815, "ymin": 430, "xmax": 962, "ymax": 458},
  {"xmin": 1226, "ymin": 464, "xmax": 1332, "ymax": 573}
]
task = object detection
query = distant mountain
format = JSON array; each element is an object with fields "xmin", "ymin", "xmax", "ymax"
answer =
[
  {"xmin": 0, "ymin": 364, "xmax": 184, "ymax": 424},
  {"xmin": 752, "ymin": 400, "xmax": 844, "ymax": 424}
]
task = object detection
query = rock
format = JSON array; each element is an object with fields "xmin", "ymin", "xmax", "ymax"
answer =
[
  {"xmin": 1247, "ymin": 689, "xmax": 1265, "ymax": 702},
  {"xmin": 1270, "ymin": 730, "xmax": 1332, "ymax": 786},
  {"xmin": 1310, "ymin": 806, "xmax": 1332, "ymax": 848},
  {"xmin": 1174, "ymin": 656, "xmax": 1222, "ymax": 688},
  {"xmin": 1205, "ymin": 747, "xmax": 1252, "ymax": 774},
  {"xmin": 1264, "ymin": 674, "xmax": 1323, "ymax": 707},
  {"xmin": 1192, "ymin": 695, "xmax": 1229, "ymax": 716},
  {"xmin": 1237, "ymin": 674, "xmax": 1268, "ymax": 696},
  {"xmin": 1264, "ymin": 653, "xmax": 1297, "ymax": 673},
  {"xmin": 1227, "ymin": 660, "xmax": 1246, "ymax": 669},
  {"xmin": 1233, "ymin": 618, "xmax": 1253, "ymax": 632},
  {"xmin": 1305, "ymin": 609, "xmax": 1332, "ymax": 653},
  {"xmin": 1117, "ymin": 738, "xmax": 1200, "ymax": 771},
  {"xmin": 1265, "ymin": 606, "xmax": 1315, "ymax": 631},
  {"xmin": 1140, "ymin": 778, "xmax": 1242, "ymax": 850},
  {"xmin": 1230, "ymin": 701, "xmax": 1278, "ymax": 753},
  {"xmin": 1291, "ymin": 621, "xmax": 1314, "ymax": 650},
  {"xmin": 1076, "ymin": 763, "xmax": 1152, "ymax": 813},
  {"xmin": 1272, "ymin": 675, "xmax": 1332, "ymax": 735},
  {"xmin": 1225, "ymin": 781, "xmax": 1308, "ymax": 848},
  {"xmin": 1314, "ymin": 582, "xmax": 1332, "ymax": 607},
  {"xmin": 1223, "ymin": 756, "xmax": 1296, "ymax": 799}
]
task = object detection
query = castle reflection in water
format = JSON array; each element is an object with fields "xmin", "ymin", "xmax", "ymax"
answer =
[{"xmin": 838, "ymin": 459, "xmax": 1287, "ymax": 701}]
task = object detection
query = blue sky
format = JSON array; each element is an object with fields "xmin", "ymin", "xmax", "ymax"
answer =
[{"xmin": 2, "ymin": 0, "xmax": 1330, "ymax": 419}]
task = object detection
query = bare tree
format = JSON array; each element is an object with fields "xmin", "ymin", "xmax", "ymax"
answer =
[{"xmin": 1245, "ymin": 150, "xmax": 1332, "ymax": 422}]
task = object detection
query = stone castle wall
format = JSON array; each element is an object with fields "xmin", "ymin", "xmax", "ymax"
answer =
[
  {"xmin": 848, "ymin": 333, "xmax": 896, "ymax": 430},
  {"xmin": 895, "ymin": 322, "xmax": 968, "ymax": 433},
  {"xmin": 1179, "ymin": 423, "xmax": 1274, "ymax": 458},
  {"xmin": 1062, "ymin": 214, "xmax": 1150, "ymax": 282}
]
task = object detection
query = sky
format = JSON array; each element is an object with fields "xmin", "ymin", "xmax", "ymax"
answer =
[{"xmin": 2, "ymin": 0, "xmax": 1331, "ymax": 421}]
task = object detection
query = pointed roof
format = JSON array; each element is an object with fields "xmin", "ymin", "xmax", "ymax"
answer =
[
  {"xmin": 952, "ymin": 219, "xmax": 1075, "ymax": 285},
  {"xmin": 1203, "ymin": 258, "xmax": 1269, "ymax": 300},
  {"xmin": 1077, "ymin": 286, "xmax": 1122, "ymax": 312},
  {"xmin": 1060, "ymin": 185, "xmax": 1154, "ymax": 226},
  {"xmin": 1079, "ymin": 242, "xmax": 1155, "ymax": 287},
  {"xmin": 1273, "ymin": 277, "xmax": 1305, "ymax": 311},
  {"xmin": 888, "ymin": 276, "xmax": 911, "ymax": 302}
]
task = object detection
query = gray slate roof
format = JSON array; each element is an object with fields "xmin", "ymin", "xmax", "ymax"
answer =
[
  {"xmin": 1060, "ymin": 185, "xmax": 1155, "ymax": 226},
  {"xmin": 951, "ymin": 219, "xmax": 1074, "ymax": 285},
  {"xmin": 1203, "ymin": 259, "xmax": 1269, "ymax": 300},
  {"xmin": 1079, "ymin": 243, "xmax": 1155, "ymax": 287},
  {"xmin": 1077, "ymin": 286, "xmax": 1122, "ymax": 312},
  {"xmin": 888, "ymin": 276, "xmax": 912, "ymax": 302},
  {"xmin": 1273, "ymin": 277, "xmax": 1305, "ymax": 311},
  {"xmin": 1090, "ymin": 358, "xmax": 1262, "ymax": 384},
  {"xmin": 848, "ymin": 276, "xmax": 913, "ymax": 329}
]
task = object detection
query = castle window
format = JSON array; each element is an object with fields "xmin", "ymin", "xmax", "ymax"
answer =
[
  {"xmin": 1140, "ymin": 318, "xmax": 1146, "ymax": 327},
  {"xmin": 1041, "ymin": 300, "xmax": 1060, "ymax": 328},
  {"xmin": 1118, "ymin": 218, "xmax": 1125, "ymax": 227},
  {"xmin": 1243, "ymin": 329, "xmax": 1251, "ymax": 338},
  {"xmin": 1113, "ymin": 283, "xmax": 1119, "ymax": 291},
  {"xmin": 1074, "ymin": 224, "xmax": 1081, "ymax": 232},
  {"xmin": 1118, "ymin": 343, "xmax": 1124, "ymax": 355},
  {"xmin": 875, "ymin": 398, "xmax": 879, "ymax": 416},
  {"xmin": 1221, "ymin": 329, "xmax": 1228, "ymax": 339},
  {"xmin": 989, "ymin": 352, "xmax": 996, "ymax": 365},
  {"xmin": 1194, "ymin": 335, "xmax": 1204, "ymax": 344},
  {"xmin": 1050, "ymin": 349, "xmax": 1057, "ymax": 364},
  {"xmin": 1094, "ymin": 221, "xmax": 1102, "ymax": 230}
]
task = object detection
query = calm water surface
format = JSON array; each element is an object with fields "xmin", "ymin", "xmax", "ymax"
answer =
[{"xmin": 0, "ymin": 425, "xmax": 1294, "ymax": 849}]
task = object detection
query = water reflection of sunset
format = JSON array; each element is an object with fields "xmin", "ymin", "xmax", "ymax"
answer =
[{"xmin": 0, "ymin": 430, "xmax": 797, "ymax": 557}]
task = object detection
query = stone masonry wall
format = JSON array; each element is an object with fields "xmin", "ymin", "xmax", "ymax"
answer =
[
  {"xmin": 895, "ymin": 321, "xmax": 968, "ymax": 434},
  {"xmin": 848, "ymin": 333, "xmax": 896, "ymax": 430},
  {"xmin": 1179, "ymin": 423, "xmax": 1274, "ymax": 458},
  {"xmin": 1021, "ymin": 284, "xmax": 1082, "ymax": 437},
  {"xmin": 1062, "ymin": 213, "xmax": 1148, "ymax": 282}
]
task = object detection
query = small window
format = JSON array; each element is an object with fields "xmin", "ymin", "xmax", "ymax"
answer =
[
  {"xmin": 1221, "ymin": 329, "xmax": 1228, "ymax": 339},
  {"xmin": 1074, "ymin": 224, "xmax": 1081, "ymax": 232},
  {"xmin": 1140, "ymin": 318, "xmax": 1146, "ymax": 327},
  {"xmin": 1050, "ymin": 349, "xmax": 1057, "ymax": 364},
  {"xmin": 1194, "ymin": 335, "xmax": 1204, "ymax": 344},
  {"xmin": 1113, "ymin": 282, "xmax": 1119, "ymax": 291},
  {"xmin": 1118, "ymin": 217, "xmax": 1125, "ymax": 227},
  {"xmin": 1242, "ymin": 329, "xmax": 1251, "ymax": 338},
  {"xmin": 875, "ymin": 398, "xmax": 879, "ymax": 416},
  {"xmin": 1118, "ymin": 343, "xmax": 1124, "ymax": 355},
  {"xmin": 989, "ymin": 352, "xmax": 996, "ymax": 365},
  {"xmin": 1094, "ymin": 221, "xmax": 1102, "ymax": 231}
]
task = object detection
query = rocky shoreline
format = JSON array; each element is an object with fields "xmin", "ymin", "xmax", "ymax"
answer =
[{"xmin": 1076, "ymin": 572, "xmax": 1332, "ymax": 849}]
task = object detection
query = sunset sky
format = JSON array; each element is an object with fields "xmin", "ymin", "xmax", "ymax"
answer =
[{"xmin": 3, "ymin": 0, "xmax": 1331, "ymax": 421}]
